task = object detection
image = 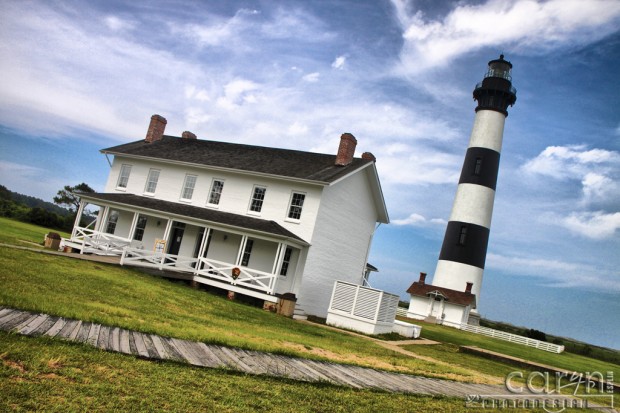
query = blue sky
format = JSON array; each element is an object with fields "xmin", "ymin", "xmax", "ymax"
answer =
[{"xmin": 1, "ymin": 0, "xmax": 619, "ymax": 350}]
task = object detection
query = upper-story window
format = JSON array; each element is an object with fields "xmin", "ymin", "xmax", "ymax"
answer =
[
  {"xmin": 208, "ymin": 179, "xmax": 225, "ymax": 206},
  {"xmin": 144, "ymin": 169, "xmax": 160, "ymax": 195},
  {"xmin": 249, "ymin": 186, "xmax": 266, "ymax": 213},
  {"xmin": 287, "ymin": 192, "xmax": 306, "ymax": 220},
  {"xmin": 180, "ymin": 174, "xmax": 197, "ymax": 201},
  {"xmin": 116, "ymin": 164, "xmax": 132, "ymax": 189}
]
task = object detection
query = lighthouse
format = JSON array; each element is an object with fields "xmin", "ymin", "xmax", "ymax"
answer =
[{"xmin": 406, "ymin": 55, "xmax": 516, "ymax": 327}]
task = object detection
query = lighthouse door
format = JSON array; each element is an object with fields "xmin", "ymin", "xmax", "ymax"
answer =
[{"xmin": 431, "ymin": 296, "xmax": 443, "ymax": 318}]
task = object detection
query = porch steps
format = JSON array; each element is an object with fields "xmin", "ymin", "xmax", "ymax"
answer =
[{"xmin": 292, "ymin": 303, "xmax": 308, "ymax": 321}]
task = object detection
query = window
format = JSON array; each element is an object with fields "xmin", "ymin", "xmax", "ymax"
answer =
[
  {"xmin": 249, "ymin": 186, "xmax": 266, "ymax": 213},
  {"xmin": 144, "ymin": 169, "xmax": 160, "ymax": 194},
  {"xmin": 458, "ymin": 225, "xmax": 468, "ymax": 246},
  {"xmin": 280, "ymin": 247, "xmax": 293, "ymax": 276},
  {"xmin": 208, "ymin": 179, "xmax": 224, "ymax": 205},
  {"xmin": 133, "ymin": 216, "xmax": 147, "ymax": 241},
  {"xmin": 287, "ymin": 192, "xmax": 305, "ymax": 220},
  {"xmin": 181, "ymin": 174, "xmax": 197, "ymax": 200},
  {"xmin": 106, "ymin": 210, "xmax": 119, "ymax": 234},
  {"xmin": 474, "ymin": 158, "xmax": 482, "ymax": 176},
  {"xmin": 116, "ymin": 164, "xmax": 132, "ymax": 189},
  {"xmin": 241, "ymin": 239, "xmax": 254, "ymax": 266}
]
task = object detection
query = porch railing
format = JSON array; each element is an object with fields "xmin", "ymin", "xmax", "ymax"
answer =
[
  {"xmin": 195, "ymin": 257, "xmax": 277, "ymax": 294},
  {"xmin": 120, "ymin": 248, "xmax": 278, "ymax": 295},
  {"xmin": 67, "ymin": 227, "xmax": 131, "ymax": 255}
]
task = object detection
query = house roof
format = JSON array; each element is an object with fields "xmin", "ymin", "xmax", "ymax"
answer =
[
  {"xmin": 79, "ymin": 192, "xmax": 308, "ymax": 245},
  {"xmin": 101, "ymin": 136, "xmax": 373, "ymax": 185},
  {"xmin": 406, "ymin": 282, "xmax": 477, "ymax": 308}
]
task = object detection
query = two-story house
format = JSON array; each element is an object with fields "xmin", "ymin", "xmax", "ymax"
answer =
[{"xmin": 65, "ymin": 114, "xmax": 389, "ymax": 317}]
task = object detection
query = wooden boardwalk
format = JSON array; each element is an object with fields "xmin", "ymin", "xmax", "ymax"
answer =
[{"xmin": 0, "ymin": 307, "xmax": 501, "ymax": 397}]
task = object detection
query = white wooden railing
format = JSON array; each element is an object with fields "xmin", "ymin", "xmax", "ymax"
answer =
[
  {"xmin": 459, "ymin": 324, "xmax": 565, "ymax": 353},
  {"xmin": 121, "ymin": 247, "xmax": 198, "ymax": 273},
  {"xmin": 120, "ymin": 248, "xmax": 278, "ymax": 295},
  {"xmin": 67, "ymin": 227, "xmax": 131, "ymax": 255},
  {"xmin": 195, "ymin": 257, "xmax": 277, "ymax": 294}
]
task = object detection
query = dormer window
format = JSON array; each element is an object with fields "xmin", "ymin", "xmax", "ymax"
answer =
[
  {"xmin": 116, "ymin": 164, "xmax": 132, "ymax": 189},
  {"xmin": 208, "ymin": 179, "xmax": 224, "ymax": 206}
]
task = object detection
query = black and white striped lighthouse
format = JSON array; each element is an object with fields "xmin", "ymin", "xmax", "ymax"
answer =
[{"xmin": 430, "ymin": 55, "xmax": 517, "ymax": 315}]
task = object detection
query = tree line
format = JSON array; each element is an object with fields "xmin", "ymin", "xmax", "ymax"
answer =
[{"xmin": 0, "ymin": 183, "xmax": 94, "ymax": 231}]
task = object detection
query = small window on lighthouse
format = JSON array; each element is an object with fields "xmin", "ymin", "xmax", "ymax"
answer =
[
  {"xmin": 474, "ymin": 158, "xmax": 482, "ymax": 176},
  {"xmin": 458, "ymin": 225, "xmax": 468, "ymax": 246}
]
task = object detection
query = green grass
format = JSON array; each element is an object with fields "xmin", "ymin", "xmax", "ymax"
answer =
[
  {"xmin": 0, "ymin": 216, "xmax": 70, "ymax": 247},
  {"xmin": 0, "ymin": 246, "xmax": 476, "ymax": 381},
  {"xmin": 0, "ymin": 332, "xmax": 475, "ymax": 413},
  {"xmin": 411, "ymin": 320, "xmax": 619, "ymax": 379}
]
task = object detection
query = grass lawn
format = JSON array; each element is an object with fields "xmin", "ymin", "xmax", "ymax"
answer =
[
  {"xmin": 0, "ymin": 332, "xmax": 475, "ymax": 413},
  {"xmin": 0, "ymin": 218, "xmax": 616, "ymax": 411},
  {"xmin": 0, "ymin": 217, "xmax": 70, "ymax": 247}
]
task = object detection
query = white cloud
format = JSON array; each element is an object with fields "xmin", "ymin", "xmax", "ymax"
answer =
[
  {"xmin": 486, "ymin": 252, "xmax": 620, "ymax": 292},
  {"xmin": 331, "ymin": 55, "xmax": 346, "ymax": 70},
  {"xmin": 392, "ymin": 212, "xmax": 446, "ymax": 226},
  {"xmin": 302, "ymin": 72, "xmax": 320, "ymax": 82},
  {"xmin": 391, "ymin": 0, "xmax": 620, "ymax": 74},
  {"xmin": 559, "ymin": 211, "xmax": 620, "ymax": 239},
  {"xmin": 104, "ymin": 16, "xmax": 135, "ymax": 32}
]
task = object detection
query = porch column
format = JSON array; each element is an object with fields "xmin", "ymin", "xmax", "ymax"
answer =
[
  {"xmin": 99, "ymin": 206, "xmax": 110, "ymax": 233},
  {"xmin": 71, "ymin": 200, "xmax": 86, "ymax": 239},
  {"xmin": 271, "ymin": 243, "xmax": 286, "ymax": 275},
  {"xmin": 127, "ymin": 212, "xmax": 140, "ymax": 242},
  {"xmin": 195, "ymin": 227, "xmax": 211, "ymax": 273},
  {"xmin": 162, "ymin": 219, "xmax": 174, "ymax": 244},
  {"xmin": 235, "ymin": 235, "xmax": 248, "ymax": 266}
]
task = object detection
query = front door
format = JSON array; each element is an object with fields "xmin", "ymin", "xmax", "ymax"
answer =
[{"xmin": 168, "ymin": 223, "xmax": 185, "ymax": 255}]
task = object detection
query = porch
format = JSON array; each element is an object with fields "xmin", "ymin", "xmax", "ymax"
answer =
[{"xmin": 63, "ymin": 193, "xmax": 308, "ymax": 303}]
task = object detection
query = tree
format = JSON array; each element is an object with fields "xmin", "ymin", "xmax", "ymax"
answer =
[{"xmin": 53, "ymin": 183, "xmax": 95, "ymax": 212}]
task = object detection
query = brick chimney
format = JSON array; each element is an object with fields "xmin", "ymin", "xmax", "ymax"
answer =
[
  {"xmin": 145, "ymin": 114, "xmax": 167, "ymax": 143},
  {"xmin": 419, "ymin": 272, "xmax": 427, "ymax": 284},
  {"xmin": 182, "ymin": 131, "xmax": 197, "ymax": 139},
  {"xmin": 335, "ymin": 133, "xmax": 357, "ymax": 166},
  {"xmin": 362, "ymin": 152, "xmax": 376, "ymax": 162},
  {"xmin": 465, "ymin": 282, "xmax": 473, "ymax": 294}
]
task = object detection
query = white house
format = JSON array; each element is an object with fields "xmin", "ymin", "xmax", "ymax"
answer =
[
  {"xmin": 405, "ymin": 272, "xmax": 476, "ymax": 327},
  {"xmin": 65, "ymin": 114, "xmax": 389, "ymax": 318}
]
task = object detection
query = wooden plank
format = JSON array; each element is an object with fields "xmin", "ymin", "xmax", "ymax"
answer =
[
  {"xmin": 0, "ymin": 309, "xmax": 21, "ymax": 326},
  {"xmin": 68, "ymin": 320, "xmax": 83, "ymax": 341},
  {"xmin": 87, "ymin": 323, "xmax": 101, "ymax": 347},
  {"xmin": 1, "ymin": 312, "xmax": 34, "ymax": 331},
  {"xmin": 97, "ymin": 326, "xmax": 110, "ymax": 350},
  {"xmin": 13, "ymin": 313, "xmax": 41, "ymax": 333},
  {"xmin": 30, "ymin": 315, "xmax": 59, "ymax": 336},
  {"xmin": 119, "ymin": 329, "xmax": 131, "ymax": 354},
  {"xmin": 132, "ymin": 331, "xmax": 150, "ymax": 358},
  {"xmin": 277, "ymin": 356, "xmax": 333, "ymax": 382},
  {"xmin": 44, "ymin": 317, "xmax": 66, "ymax": 337},
  {"xmin": 169, "ymin": 338, "xmax": 203, "ymax": 366},
  {"xmin": 75, "ymin": 322, "xmax": 92, "ymax": 343},
  {"xmin": 109, "ymin": 327, "xmax": 120, "ymax": 353},
  {"xmin": 206, "ymin": 346, "xmax": 245, "ymax": 371},
  {"xmin": 148, "ymin": 334, "xmax": 168, "ymax": 359},
  {"xmin": 159, "ymin": 337, "xmax": 184, "ymax": 362},
  {"xmin": 141, "ymin": 334, "xmax": 160, "ymax": 359},
  {"xmin": 320, "ymin": 362, "xmax": 372, "ymax": 389},
  {"xmin": 0, "ymin": 308, "xmax": 14, "ymax": 319},
  {"xmin": 195, "ymin": 343, "xmax": 227, "ymax": 368},
  {"xmin": 57, "ymin": 319, "xmax": 80, "ymax": 339},
  {"xmin": 17, "ymin": 314, "xmax": 49, "ymax": 335},
  {"xmin": 218, "ymin": 346, "xmax": 255, "ymax": 373},
  {"xmin": 303, "ymin": 360, "xmax": 362, "ymax": 388}
]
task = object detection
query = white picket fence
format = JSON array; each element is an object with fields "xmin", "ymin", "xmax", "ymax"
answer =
[{"xmin": 459, "ymin": 324, "xmax": 565, "ymax": 353}]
